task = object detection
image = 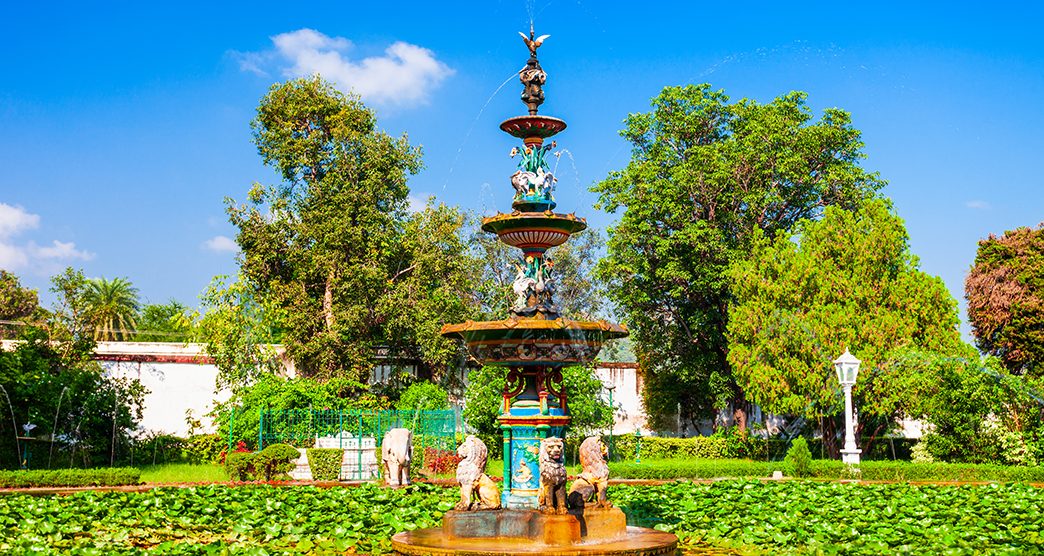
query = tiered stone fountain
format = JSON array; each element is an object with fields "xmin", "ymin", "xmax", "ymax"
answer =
[{"xmin": 392, "ymin": 29, "xmax": 677, "ymax": 556}]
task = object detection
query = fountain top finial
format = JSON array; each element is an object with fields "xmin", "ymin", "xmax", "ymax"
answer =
[{"xmin": 518, "ymin": 25, "xmax": 550, "ymax": 60}]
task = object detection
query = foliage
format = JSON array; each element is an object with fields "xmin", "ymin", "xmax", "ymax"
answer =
[
  {"xmin": 228, "ymin": 77, "xmax": 478, "ymax": 382},
  {"xmin": 966, "ymin": 223, "xmax": 1044, "ymax": 377},
  {"xmin": 81, "ymin": 276, "xmax": 140, "ymax": 341},
  {"xmin": 593, "ymin": 84, "xmax": 885, "ymax": 431},
  {"xmin": 0, "ymin": 483, "xmax": 456, "ymax": 554},
  {"xmin": 727, "ymin": 200, "xmax": 963, "ymax": 447},
  {"xmin": 616, "ymin": 480, "xmax": 1044, "ymax": 554},
  {"xmin": 0, "ymin": 326, "xmax": 146, "ymax": 469},
  {"xmin": 212, "ymin": 374, "xmax": 389, "ymax": 448},
  {"xmin": 0, "ymin": 270, "xmax": 38, "ymax": 338},
  {"xmin": 223, "ymin": 452, "xmax": 255, "ymax": 482},
  {"xmin": 134, "ymin": 299, "xmax": 194, "ymax": 342},
  {"xmin": 306, "ymin": 448, "xmax": 343, "ymax": 481},
  {"xmin": 184, "ymin": 434, "xmax": 226, "ymax": 465},
  {"xmin": 251, "ymin": 443, "xmax": 299, "ymax": 481},
  {"xmin": 462, "ymin": 365, "xmax": 610, "ymax": 435},
  {"xmin": 133, "ymin": 432, "xmax": 186, "ymax": 465},
  {"xmin": 422, "ymin": 447, "xmax": 462, "ymax": 474},
  {"xmin": 784, "ymin": 437, "xmax": 813, "ymax": 477},
  {"xmin": 197, "ymin": 274, "xmax": 284, "ymax": 392},
  {"xmin": 472, "ymin": 225, "xmax": 608, "ymax": 320},
  {"xmin": 0, "ymin": 467, "xmax": 141, "ymax": 487},
  {"xmin": 887, "ymin": 350, "xmax": 1043, "ymax": 465},
  {"xmin": 610, "ymin": 459, "xmax": 777, "ymax": 479},
  {"xmin": 610, "ymin": 431, "xmax": 767, "ymax": 461},
  {"xmin": 396, "ymin": 381, "xmax": 449, "ymax": 411}
]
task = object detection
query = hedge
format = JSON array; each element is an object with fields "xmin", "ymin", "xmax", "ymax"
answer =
[
  {"xmin": 307, "ymin": 449, "xmax": 343, "ymax": 481},
  {"xmin": 607, "ymin": 458, "xmax": 1044, "ymax": 482},
  {"xmin": 0, "ymin": 467, "xmax": 142, "ymax": 488}
]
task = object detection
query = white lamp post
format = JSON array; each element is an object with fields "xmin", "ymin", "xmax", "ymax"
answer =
[{"xmin": 833, "ymin": 349, "xmax": 861, "ymax": 465}]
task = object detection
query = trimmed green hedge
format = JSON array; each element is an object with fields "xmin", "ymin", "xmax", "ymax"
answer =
[
  {"xmin": 307, "ymin": 449, "xmax": 343, "ymax": 481},
  {"xmin": 610, "ymin": 459, "xmax": 776, "ymax": 480},
  {"xmin": 0, "ymin": 467, "xmax": 142, "ymax": 488},
  {"xmin": 224, "ymin": 452, "xmax": 255, "ymax": 482},
  {"xmin": 608, "ymin": 458, "xmax": 1044, "ymax": 482}
]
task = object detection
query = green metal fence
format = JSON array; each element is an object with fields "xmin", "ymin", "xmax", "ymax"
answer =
[{"xmin": 256, "ymin": 409, "xmax": 457, "ymax": 480}]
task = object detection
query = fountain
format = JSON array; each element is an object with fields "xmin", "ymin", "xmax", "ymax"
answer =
[{"xmin": 392, "ymin": 28, "xmax": 677, "ymax": 556}]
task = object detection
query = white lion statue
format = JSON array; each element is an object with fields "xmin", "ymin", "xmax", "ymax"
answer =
[
  {"xmin": 382, "ymin": 428, "xmax": 412, "ymax": 487},
  {"xmin": 456, "ymin": 435, "xmax": 501, "ymax": 510}
]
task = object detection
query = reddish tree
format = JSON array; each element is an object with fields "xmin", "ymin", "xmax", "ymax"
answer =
[{"xmin": 965, "ymin": 223, "xmax": 1044, "ymax": 377}]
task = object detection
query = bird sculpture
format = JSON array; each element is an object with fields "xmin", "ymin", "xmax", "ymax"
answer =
[{"xmin": 519, "ymin": 30, "xmax": 550, "ymax": 58}]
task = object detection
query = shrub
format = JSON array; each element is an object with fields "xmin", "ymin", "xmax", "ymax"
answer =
[
  {"xmin": 253, "ymin": 444, "xmax": 300, "ymax": 481},
  {"xmin": 784, "ymin": 437, "xmax": 813, "ymax": 477},
  {"xmin": 423, "ymin": 447, "xmax": 462, "ymax": 474},
  {"xmin": 0, "ymin": 467, "xmax": 142, "ymax": 488},
  {"xmin": 134, "ymin": 433, "xmax": 187, "ymax": 464},
  {"xmin": 396, "ymin": 382, "xmax": 450, "ymax": 411},
  {"xmin": 224, "ymin": 452, "xmax": 255, "ymax": 482},
  {"xmin": 307, "ymin": 449, "xmax": 343, "ymax": 481},
  {"xmin": 185, "ymin": 434, "xmax": 226, "ymax": 464},
  {"xmin": 609, "ymin": 433, "xmax": 768, "ymax": 461},
  {"xmin": 910, "ymin": 441, "xmax": 935, "ymax": 464}
]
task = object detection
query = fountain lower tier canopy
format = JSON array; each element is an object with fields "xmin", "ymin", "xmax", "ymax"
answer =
[{"xmin": 441, "ymin": 318, "xmax": 627, "ymax": 367}]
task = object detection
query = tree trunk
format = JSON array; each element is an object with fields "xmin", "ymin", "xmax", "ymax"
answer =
[
  {"xmin": 821, "ymin": 416, "xmax": 839, "ymax": 459},
  {"xmin": 323, "ymin": 271, "xmax": 335, "ymax": 331}
]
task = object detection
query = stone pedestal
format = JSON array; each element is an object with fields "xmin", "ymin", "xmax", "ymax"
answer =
[{"xmin": 442, "ymin": 506, "xmax": 626, "ymax": 546}]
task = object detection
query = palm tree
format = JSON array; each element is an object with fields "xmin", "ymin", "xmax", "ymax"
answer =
[{"xmin": 82, "ymin": 277, "xmax": 140, "ymax": 341}]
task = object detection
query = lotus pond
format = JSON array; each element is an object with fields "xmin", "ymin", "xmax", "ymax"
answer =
[{"xmin": 3, "ymin": 481, "xmax": 1042, "ymax": 554}]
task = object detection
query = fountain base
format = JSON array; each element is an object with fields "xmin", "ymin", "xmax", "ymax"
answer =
[{"xmin": 392, "ymin": 507, "xmax": 677, "ymax": 556}]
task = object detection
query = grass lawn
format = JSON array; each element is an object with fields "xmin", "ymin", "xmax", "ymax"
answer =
[{"xmin": 137, "ymin": 463, "xmax": 227, "ymax": 483}]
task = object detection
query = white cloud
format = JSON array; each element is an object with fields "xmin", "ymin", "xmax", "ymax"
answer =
[
  {"xmin": 31, "ymin": 240, "xmax": 93, "ymax": 261},
  {"xmin": 0, "ymin": 203, "xmax": 40, "ymax": 238},
  {"xmin": 965, "ymin": 200, "xmax": 991, "ymax": 210},
  {"xmin": 236, "ymin": 29, "xmax": 453, "ymax": 108},
  {"xmin": 203, "ymin": 235, "xmax": 239, "ymax": 253},
  {"xmin": 0, "ymin": 203, "xmax": 93, "ymax": 272},
  {"xmin": 407, "ymin": 193, "xmax": 430, "ymax": 214}
]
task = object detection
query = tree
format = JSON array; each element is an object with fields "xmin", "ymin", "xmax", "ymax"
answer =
[
  {"xmin": 472, "ymin": 225, "xmax": 608, "ymax": 321},
  {"xmin": 593, "ymin": 84, "xmax": 885, "ymax": 431},
  {"xmin": 0, "ymin": 270, "xmax": 38, "ymax": 338},
  {"xmin": 81, "ymin": 277, "xmax": 140, "ymax": 341},
  {"xmin": 134, "ymin": 300, "xmax": 194, "ymax": 342},
  {"xmin": 197, "ymin": 274, "xmax": 284, "ymax": 392},
  {"xmin": 228, "ymin": 77, "xmax": 476, "ymax": 381},
  {"xmin": 726, "ymin": 200, "xmax": 963, "ymax": 453},
  {"xmin": 462, "ymin": 365, "xmax": 610, "ymax": 436},
  {"xmin": 966, "ymin": 223, "xmax": 1044, "ymax": 377}
]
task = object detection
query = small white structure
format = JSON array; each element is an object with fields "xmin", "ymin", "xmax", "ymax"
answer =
[
  {"xmin": 316, "ymin": 432, "xmax": 379, "ymax": 481},
  {"xmin": 834, "ymin": 349, "xmax": 862, "ymax": 465}
]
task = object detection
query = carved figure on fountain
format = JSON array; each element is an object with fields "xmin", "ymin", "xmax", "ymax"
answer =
[
  {"xmin": 537, "ymin": 437, "xmax": 568, "ymax": 514},
  {"xmin": 456, "ymin": 435, "xmax": 501, "ymax": 511},
  {"xmin": 567, "ymin": 436, "xmax": 611, "ymax": 509}
]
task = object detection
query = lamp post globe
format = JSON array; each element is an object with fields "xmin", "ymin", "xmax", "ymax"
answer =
[{"xmin": 833, "ymin": 349, "xmax": 862, "ymax": 465}]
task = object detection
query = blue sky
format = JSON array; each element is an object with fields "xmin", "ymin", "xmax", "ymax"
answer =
[{"xmin": 1, "ymin": 2, "xmax": 1042, "ymax": 340}]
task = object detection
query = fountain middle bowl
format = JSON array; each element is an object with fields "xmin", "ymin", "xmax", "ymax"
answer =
[{"xmin": 441, "ymin": 318, "xmax": 627, "ymax": 367}]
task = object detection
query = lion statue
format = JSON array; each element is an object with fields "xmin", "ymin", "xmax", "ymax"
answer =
[
  {"xmin": 538, "ymin": 437, "xmax": 568, "ymax": 514},
  {"xmin": 567, "ymin": 436, "xmax": 611, "ymax": 508},
  {"xmin": 381, "ymin": 428, "xmax": 412, "ymax": 487},
  {"xmin": 455, "ymin": 435, "xmax": 501, "ymax": 511}
]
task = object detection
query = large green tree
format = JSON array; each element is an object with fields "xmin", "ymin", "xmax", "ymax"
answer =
[
  {"xmin": 726, "ymin": 200, "xmax": 963, "ymax": 451},
  {"xmin": 965, "ymin": 223, "xmax": 1044, "ymax": 377},
  {"xmin": 134, "ymin": 299, "xmax": 194, "ymax": 342},
  {"xmin": 593, "ymin": 84, "xmax": 885, "ymax": 431},
  {"xmin": 228, "ymin": 77, "xmax": 476, "ymax": 381}
]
